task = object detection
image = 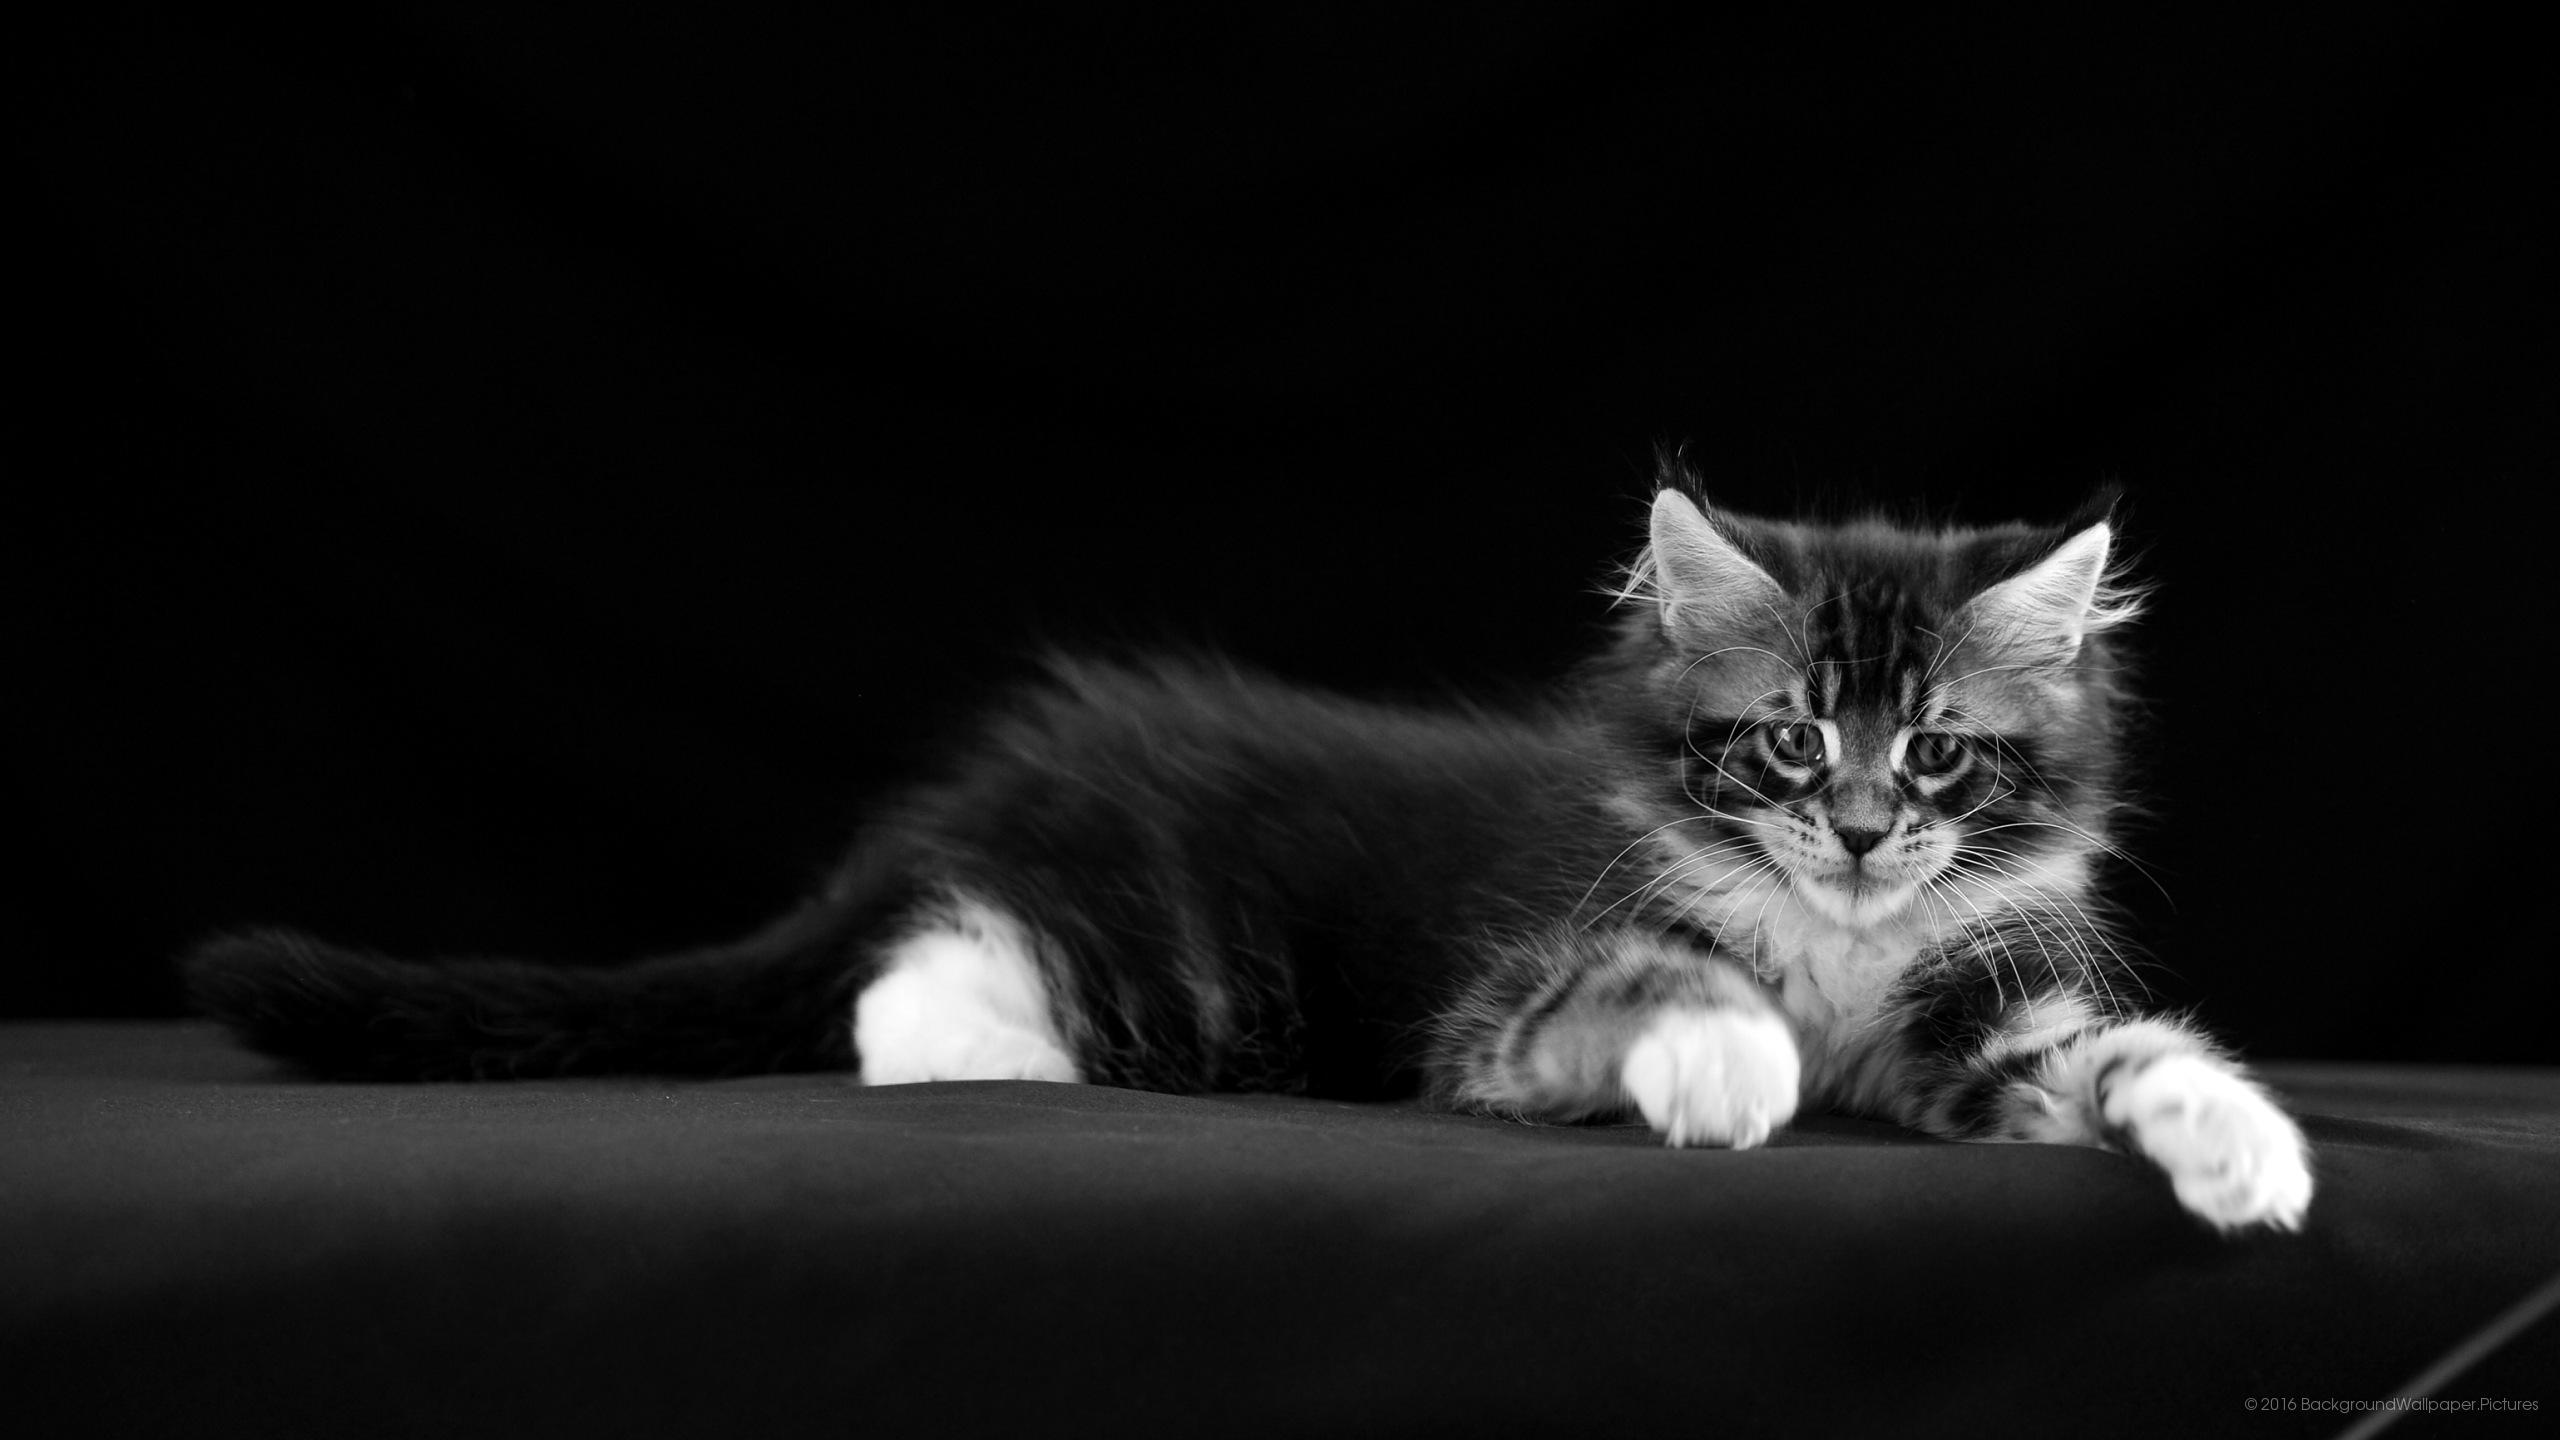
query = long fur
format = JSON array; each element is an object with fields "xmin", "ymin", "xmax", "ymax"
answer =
[
  {"xmin": 183, "ymin": 874, "xmax": 912, "ymax": 1079},
  {"xmin": 184, "ymin": 471, "xmax": 2141, "ymax": 1091},
  {"xmin": 184, "ymin": 460, "xmax": 2312, "ymax": 1228}
]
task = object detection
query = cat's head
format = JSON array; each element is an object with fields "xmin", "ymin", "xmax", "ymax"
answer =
[{"xmin": 1612, "ymin": 474, "xmax": 2140, "ymax": 933}]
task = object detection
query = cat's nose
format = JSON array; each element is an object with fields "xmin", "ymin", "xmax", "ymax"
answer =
[{"xmin": 1835, "ymin": 824, "xmax": 1890, "ymax": 856}]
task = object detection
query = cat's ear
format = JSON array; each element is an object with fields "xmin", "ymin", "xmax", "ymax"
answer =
[
  {"xmin": 1647, "ymin": 489, "xmax": 1782, "ymax": 636},
  {"xmin": 1967, "ymin": 521, "xmax": 2120, "ymax": 664}
]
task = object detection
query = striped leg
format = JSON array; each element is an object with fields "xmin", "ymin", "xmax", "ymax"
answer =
[
  {"xmin": 1915, "ymin": 1009, "xmax": 2313, "ymax": 1232},
  {"xmin": 1435, "ymin": 929, "xmax": 1799, "ymax": 1148}
]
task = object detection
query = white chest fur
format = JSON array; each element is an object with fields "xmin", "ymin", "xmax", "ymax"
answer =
[
  {"xmin": 1635, "ymin": 821, "xmax": 1934, "ymax": 1041},
  {"xmin": 1750, "ymin": 895, "xmax": 1928, "ymax": 1040}
]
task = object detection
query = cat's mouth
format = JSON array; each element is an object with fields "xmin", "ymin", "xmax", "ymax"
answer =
[{"xmin": 1794, "ymin": 869, "xmax": 1919, "ymax": 927}]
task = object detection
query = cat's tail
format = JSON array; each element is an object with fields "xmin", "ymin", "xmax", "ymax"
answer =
[{"xmin": 181, "ymin": 868, "xmax": 919, "ymax": 1080}]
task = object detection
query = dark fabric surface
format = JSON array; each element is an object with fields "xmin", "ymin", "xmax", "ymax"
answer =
[{"xmin": 5, "ymin": 1023, "xmax": 2554, "ymax": 1437}]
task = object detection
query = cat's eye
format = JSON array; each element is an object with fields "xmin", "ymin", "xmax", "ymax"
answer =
[
  {"xmin": 1767, "ymin": 721, "xmax": 1825, "ymax": 766},
  {"xmin": 1904, "ymin": 730, "xmax": 1966, "ymax": 776}
]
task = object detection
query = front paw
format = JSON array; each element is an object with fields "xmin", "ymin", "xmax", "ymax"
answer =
[
  {"xmin": 1620, "ymin": 1007, "xmax": 1801, "ymax": 1149},
  {"xmin": 2103, "ymin": 1053, "xmax": 2313, "ymax": 1232}
]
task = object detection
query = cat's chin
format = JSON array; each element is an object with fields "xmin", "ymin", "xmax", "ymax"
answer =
[{"xmin": 1793, "ymin": 875, "xmax": 1917, "ymax": 928}]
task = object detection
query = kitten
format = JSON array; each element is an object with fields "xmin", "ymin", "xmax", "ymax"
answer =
[{"xmin": 186, "ymin": 467, "xmax": 2313, "ymax": 1232}]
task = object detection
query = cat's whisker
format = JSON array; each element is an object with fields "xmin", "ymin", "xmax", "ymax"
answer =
[
  {"xmin": 1691, "ymin": 687, "xmax": 1796, "ymax": 753},
  {"xmin": 1917, "ymin": 616, "xmax": 1985, "ymax": 690},
  {"xmin": 1940, "ymin": 851, "xmax": 2139, "ymax": 1016},
  {"xmin": 1925, "ymin": 860, "xmax": 2017, "ymax": 1009},
  {"xmin": 1749, "ymin": 597, "xmax": 1815, "ymax": 669},
  {"xmin": 1958, "ymin": 818, "xmax": 2171, "ymax": 904},
  {"xmin": 1636, "ymin": 847, "xmax": 1784, "ymax": 944},
  {"xmin": 1991, "ymin": 869, "xmax": 2147, "ymax": 1013},
  {"xmin": 1567, "ymin": 808, "xmax": 1770, "ymax": 922},
  {"xmin": 1671, "ymin": 648, "xmax": 1798, "ymax": 690},
  {"xmin": 1602, "ymin": 842, "xmax": 1766, "ymax": 920},
  {"xmin": 1577, "ymin": 829, "xmax": 1776, "ymax": 931},
  {"xmin": 1922, "ymin": 871, "xmax": 2032, "ymax": 1015},
  {"xmin": 1732, "ymin": 864, "xmax": 1799, "ymax": 957},
  {"xmin": 1693, "ymin": 755, "xmax": 1793, "ymax": 811},
  {"xmin": 1943, "ymin": 782, "xmax": 2022, "ymax": 829}
]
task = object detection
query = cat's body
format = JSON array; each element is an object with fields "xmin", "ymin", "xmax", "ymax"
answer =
[{"xmin": 187, "ymin": 474, "xmax": 2314, "ymax": 1232}]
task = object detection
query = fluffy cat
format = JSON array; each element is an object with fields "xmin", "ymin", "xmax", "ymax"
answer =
[{"xmin": 186, "ymin": 467, "xmax": 2313, "ymax": 1232}]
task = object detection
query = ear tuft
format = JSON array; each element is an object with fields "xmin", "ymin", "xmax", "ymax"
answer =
[
  {"xmin": 1637, "ymin": 489, "xmax": 1783, "ymax": 637},
  {"xmin": 1967, "ymin": 522, "xmax": 2135, "ymax": 663}
]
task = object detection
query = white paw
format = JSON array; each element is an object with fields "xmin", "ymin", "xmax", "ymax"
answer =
[
  {"xmin": 2104, "ymin": 1054, "xmax": 2312, "ymax": 1232},
  {"xmin": 1620, "ymin": 1007, "xmax": 1801, "ymax": 1149}
]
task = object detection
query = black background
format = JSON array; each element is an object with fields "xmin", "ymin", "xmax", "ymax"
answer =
[{"xmin": 18, "ymin": 7, "xmax": 2551, "ymax": 1062}]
